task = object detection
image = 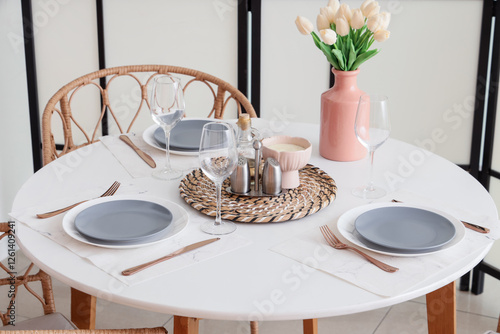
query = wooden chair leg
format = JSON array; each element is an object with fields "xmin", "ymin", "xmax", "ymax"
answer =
[
  {"xmin": 426, "ymin": 281, "xmax": 456, "ymax": 334},
  {"xmin": 70, "ymin": 288, "xmax": 96, "ymax": 329},
  {"xmin": 174, "ymin": 316, "xmax": 199, "ymax": 334},
  {"xmin": 250, "ymin": 321, "xmax": 259, "ymax": 334},
  {"xmin": 497, "ymin": 314, "xmax": 500, "ymax": 333},
  {"xmin": 303, "ymin": 318, "xmax": 318, "ymax": 334}
]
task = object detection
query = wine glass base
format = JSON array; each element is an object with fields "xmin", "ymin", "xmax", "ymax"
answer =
[
  {"xmin": 152, "ymin": 168, "xmax": 183, "ymax": 181},
  {"xmin": 352, "ymin": 186, "xmax": 386, "ymax": 199},
  {"xmin": 201, "ymin": 221, "xmax": 237, "ymax": 235}
]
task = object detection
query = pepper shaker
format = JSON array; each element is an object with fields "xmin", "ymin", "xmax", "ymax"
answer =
[{"xmin": 262, "ymin": 157, "xmax": 282, "ymax": 195}]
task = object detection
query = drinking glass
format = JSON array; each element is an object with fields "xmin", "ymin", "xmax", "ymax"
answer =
[
  {"xmin": 199, "ymin": 122, "xmax": 238, "ymax": 235},
  {"xmin": 150, "ymin": 75, "xmax": 185, "ymax": 180},
  {"xmin": 352, "ymin": 94, "xmax": 391, "ymax": 199}
]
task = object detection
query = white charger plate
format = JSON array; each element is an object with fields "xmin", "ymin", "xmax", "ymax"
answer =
[
  {"xmin": 63, "ymin": 195, "xmax": 188, "ymax": 249},
  {"xmin": 336, "ymin": 202, "xmax": 465, "ymax": 257}
]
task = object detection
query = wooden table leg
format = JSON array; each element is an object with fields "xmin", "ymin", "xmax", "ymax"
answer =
[
  {"xmin": 303, "ymin": 318, "xmax": 318, "ymax": 334},
  {"xmin": 426, "ymin": 281, "xmax": 456, "ymax": 334},
  {"xmin": 174, "ymin": 316, "xmax": 199, "ymax": 334},
  {"xmin": 70, "ymin": 288, "xmax": 96, "ymax": 329}
]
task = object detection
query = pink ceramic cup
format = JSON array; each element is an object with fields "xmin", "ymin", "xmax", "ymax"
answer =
[{"xmin": 261, "ymin": 136, "xmax": 312, "ymax": 189}]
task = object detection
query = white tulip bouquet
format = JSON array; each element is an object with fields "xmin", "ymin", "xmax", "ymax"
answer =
[{"xmin": 296, "ymin": 0, "xmax": 391, "ymax": 71}]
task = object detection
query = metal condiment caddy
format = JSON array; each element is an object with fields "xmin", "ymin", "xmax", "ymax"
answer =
[{"xmin": 227, "ymin": 139, "xmax": 282, "ymax": 197}]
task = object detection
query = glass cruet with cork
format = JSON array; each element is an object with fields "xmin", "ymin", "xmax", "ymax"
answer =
[{"xmin": 236, "ymin": 113, "xmax": 260, "ymax": 175}]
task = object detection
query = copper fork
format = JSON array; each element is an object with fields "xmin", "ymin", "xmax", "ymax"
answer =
[
  {"xmin": 36, "ymin": 181, "xmax": 121, "ymax": 219},
  {"xmin": 319, "ymin": 225, "xmax": 399, "ymax": 273}
]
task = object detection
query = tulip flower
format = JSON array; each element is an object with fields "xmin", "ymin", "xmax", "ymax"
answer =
[
  {"xmin": 295, "ymin": 16, "xmax": 314, "ymax": 35},
  {"xmin": 336, "ymin": 3, "xmax": 352, "ymax": 23},
  {"xmin": 350, "ymin": 8, "xmax": 365, "ymax": 29},
  {"xmin": 317, "ymin": 13, "xmax": 330, "ymax": 31},
  {"xmin": 328, "ymin": 0, "xmax": 340, "ymax": 13},
  {"xmin": 379, "ymin": 12, "xmax": 391, "ymax": 30},
  {"xmin": 366, "ymin": 13, "xmax": 384, "ymax": 33},
  {"xmin": 335, "ymin": 17, "xmax": 350, "ymax": 36},
  {"xmin": 373, "ymin": 29, "xmax": 390, "ymax": 42},
  {"xmin": 320, "ymin": 29, "xmax": 337, "ymax": 45},
  {"xmin": 361, "ymin": 1, "xmax": 380, "ymax": 18},
  {"xmin": 320, "ymin": 6, "xmax": 336, "ymax": 23},
  {"xmin": 360, "ymin": 0, "xmax": 374, "ymax": 12}
]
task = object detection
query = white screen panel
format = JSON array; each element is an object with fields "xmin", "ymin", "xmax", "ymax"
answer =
[
  {"xmin": 491, "ymin": 81, "xmax": 500, "ymax": 172},
  {"xmin": 0, "ymin": 0, "xmax": 34, "ymax": 218},
  {"xmin": 261, "ymin": 0, "xmax": 482, "ymax": 164},
  {"xmin": 33, "ymin": 0, "xmax": 100, "ymax": 146},
  {"xmin": 103, "ymin": 0, "xmax": 240, "ymax": 131}
]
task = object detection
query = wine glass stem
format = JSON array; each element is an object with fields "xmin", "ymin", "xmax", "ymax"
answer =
[
  {"xmin": 368, "ymin": 149, "xmax": 375, "ymax": 191},
  {"xmin": 163, "ymin": 128, "xmax": 172, "ymax": 171},
  {"xmin": 215, "ymin": 182, "xmax": 222, "ymax": 226}
]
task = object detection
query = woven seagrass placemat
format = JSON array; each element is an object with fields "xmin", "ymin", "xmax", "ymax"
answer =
[{"xmin": 179, "ymin": 164, "xmax": 337, "ymax": 223}]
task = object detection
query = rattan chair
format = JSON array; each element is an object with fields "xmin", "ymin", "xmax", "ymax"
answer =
[
  {"xmin": 0, "ymin": 221, "xmax": 60, "ymax": 327},
  {"xmin": 0, "ymin": 222, "xmax": 168, "ymax": 333},
  {"xmin": 42, "ymin": 65, "xmax": 257, "ymax": 166}
]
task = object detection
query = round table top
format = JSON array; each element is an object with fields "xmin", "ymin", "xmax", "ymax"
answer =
[{"xmin": 12, "ymin": 120, "xmax": 498, "ymax": 321}]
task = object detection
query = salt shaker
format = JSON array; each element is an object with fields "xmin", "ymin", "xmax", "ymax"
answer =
[
  {"xmin": 262, "ymin": 157, "xmax": 282, "ymax": 195},
  {"xmin": 230, "ymin": 156, "xmax": 251, "ymax": 194}
]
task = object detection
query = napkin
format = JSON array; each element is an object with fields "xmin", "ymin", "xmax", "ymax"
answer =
[
  {"xmin": 100, "ymin": 132, "xmax": 199, "ymax": 178},
  {"xmin": 271, "ymin": 190, "xmax": 499, "ymax": 297},
  {"xmin": 10, "ymin": 191, "xmax": 252, "ymax": 286}
]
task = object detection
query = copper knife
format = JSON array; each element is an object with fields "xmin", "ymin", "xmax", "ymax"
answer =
[
  {"xmin": 391, "ymin": 199, "xmax": 490, "ymax": 234},
  {"xmin": 121, "ymin": 237, "xmax": 220, "ymax": 276},
  {"xmin": 119, "ymin": 135, "xmax": 156, "ymax": 168}
]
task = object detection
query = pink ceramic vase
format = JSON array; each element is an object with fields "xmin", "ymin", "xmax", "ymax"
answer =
[{"xmin": 319, "ymin": 69, "xmax": 367, "ymax": 161}]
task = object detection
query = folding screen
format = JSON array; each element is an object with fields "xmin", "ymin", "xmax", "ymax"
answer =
[{"xmin": 33, "ymin": 0, "xmax": 240, "ymax": 152}]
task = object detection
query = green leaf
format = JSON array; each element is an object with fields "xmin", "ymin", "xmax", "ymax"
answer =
[
  {"xmin": 332, "ymin": 49, "xmax": 346, "ymax": 70},
  {"xmin": 351, "ymin": 49, "xmax": 379, "ymax": 70},
  {"xmin": 355, "ymin": 29, "xmax": 372, "ymax": 51},
  {"xmin": 311, "ymin": 32, "xmax": 340, "ymax": 69},
  {"xmin": 329, "ymin": 50, "xmax": 340, "ymax": 69},
  {"xmin": 344, "ymin": 35, "xmax": 351, "ymax": 58},
  {"xmin": 347, "ymin": 40, "xmax": 357, "ymax": 71}
]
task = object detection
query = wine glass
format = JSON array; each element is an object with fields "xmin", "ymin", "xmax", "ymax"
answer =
[
  {"xmin": 199, "ymin": 122, "xmax": 239, "ymax": 235},
  {"xmin": 352, "ymin": 94, "xmax": 391, "ymax": 199},
  {"xmin": 150, "ymin": 75, "xmax": 185, "ymax": 180}
]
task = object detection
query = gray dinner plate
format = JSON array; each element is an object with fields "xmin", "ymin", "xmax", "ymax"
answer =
[
  {"xmin": 74, "ymin": 200, "xmax": 173, "ymax": 242},
  {"xmin": 154, "ymin": 119, "xmax": 212, "ymax": 150},
  {"xmin": 354, "ymin": 206, "xmax": 456, "ymax": 252}
]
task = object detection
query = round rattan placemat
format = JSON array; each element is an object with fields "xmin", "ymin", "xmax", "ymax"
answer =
[{"xmin": 179, "ymin": 164, "xmax": 337, "ymax": 223}]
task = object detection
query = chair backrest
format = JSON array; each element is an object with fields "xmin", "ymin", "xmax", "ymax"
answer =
[
  {"xmin": 0, "ymin": 222, "xmax": 56, "ymax": 326},
  {"xmin": 42, "ymin": 65, "xmax": 257, "ymax": 166}
]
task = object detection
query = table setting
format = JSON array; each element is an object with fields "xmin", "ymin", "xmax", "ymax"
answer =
[{"xmin": 9, "ymin": 65, "xmax": 500, "ymax": 295}]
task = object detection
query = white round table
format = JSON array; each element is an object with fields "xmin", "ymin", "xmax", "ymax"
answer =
[{"xmin": 12, "ymin": 121, "xmax": 498, "ymax": 334}]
